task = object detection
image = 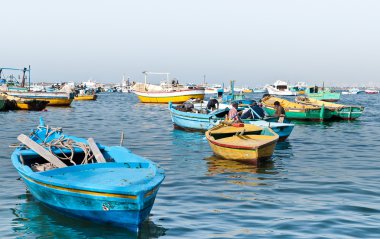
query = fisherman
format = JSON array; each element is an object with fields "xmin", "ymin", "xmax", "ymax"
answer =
[
  {"xmin": 228, "ymin": 102, "xmax": 242, "ymax": 122},
  {"xmin": 241, "ymin": 101, "xmax": 265, "ymax": 119},
  {"xmin": 273, "ymin": 101, "xmax": 286, "ymax": 122},
  {"xmin": 207, "ymin": 96, "xmax": 219, "ymax": 111}
]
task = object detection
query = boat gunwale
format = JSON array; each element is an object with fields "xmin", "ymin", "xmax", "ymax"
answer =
[{"xmin": 205, "ymin": 127, "xmax": 279, "ymax": 150}]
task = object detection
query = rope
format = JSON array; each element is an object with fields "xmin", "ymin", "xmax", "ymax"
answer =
[{"xmin": 18, "ymin": 125, "xmax": 95, "ymax": 165}]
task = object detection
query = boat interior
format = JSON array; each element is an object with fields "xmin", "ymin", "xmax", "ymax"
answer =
[{"xmin": 18, "ymin": 148, "xmax": 115, "ymax": 172}]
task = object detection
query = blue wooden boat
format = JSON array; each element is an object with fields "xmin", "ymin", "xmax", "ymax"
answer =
[
  {"xmin": 11, "ymin": 119, "xmax": 165, "ymax": 231},
  {"xmin": 168, "ymin": 102, "xmax": 294, "ymax": 141}
]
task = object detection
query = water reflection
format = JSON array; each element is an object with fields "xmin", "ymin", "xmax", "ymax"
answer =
[
  {"xmin": 204, "ymin": 156, "xmax": 277, "ymax": 187},
  {"xmin": 11, "ymin": 192, "xmax": 167, "ymax": 239}
]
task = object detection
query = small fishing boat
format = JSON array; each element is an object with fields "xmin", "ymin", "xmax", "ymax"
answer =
[
  {"xmin": 205, "ymin": 123, "xmax": 279, "ymax": 164},
  {"xmin": 74, "ymin": 89, "xmax": 97, "ymax": 101},
  {"xmin": 365, "ymin": 88, "xmax": 379, "ymax": 94},
  {"xmin": 262, "ymin": 95, "xmax": 334, "ymax": 121},
  {"xmin": 295, "ymin": 96, "xmax": 364, "ymax": 120},
  {"xmin": 6, "ymin": 91, "xmax": 74, "ymax": 106},
  {"xmin": 168, "ymin": 102, "xmax": 294, "ymax": 141},
  {"xmin": 265, "ymin": 80, "xmax": 297, "ymax": 96},
  {"xmin": 1, "ymin": 66, "xmax": 74, "ymax": 106},
  {"xmin": 305, "ymin": 86, "xmax": 341, "ymax": 102},
  {"xmin": 133, "ymin": 72, "xmax": 205, "ymax": 103},
  {"xmin": 1, "ymin": 93, "xmax": 48, "ymax": 111},
  {"xmin": 341, "ymin": 88, "xmax": 362, "ymax": 95},
  {"xmin": 11, "ymin": 119, "xmax": 165, "ymax": 230}
]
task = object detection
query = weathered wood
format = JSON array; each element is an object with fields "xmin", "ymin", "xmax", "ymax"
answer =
[
  {"xmin": 17, "ymin": 134, "xmax": 67, "ymax": 168},
  {"xmin": 87, "ymin": 138, "xmax": 106, "ymax": 163}
]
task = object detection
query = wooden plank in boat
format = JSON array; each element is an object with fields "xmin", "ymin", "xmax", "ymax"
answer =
[
  {"xmin": 87, "ymin": 138, "xmax": 107, "ymax": 163},
  {"xmin": 17, "ymin": 134, "xmax": 67, "ymax": 168}
]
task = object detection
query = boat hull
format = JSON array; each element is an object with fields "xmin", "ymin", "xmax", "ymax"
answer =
[
  {"xmin": 306, "ymin": 92, "xmax": 341, "ymax": 102},
  {"xmin": 207, "ymin": 139, "xmax": 277, "ymax": 163},
  {"xmin": 19, "ymin": 173, "xmax": 158, "ymax": 230},
  {"xmin": 74, "ymin": 95, "xmax": 97, "ymax": 101},
  {"xmin": 16, "ymin": 100, "xmax": 49, "ymax": 111},
  {"xmin": 264, "ymin": 105, "xmax": 332, "ymax": 121},
  {"xmin": 135, "ymin": 91, "xmax": 205, "ymax": 103},
  {"xmin": 295, "ymin": 97, "xmax": 364, "ymax": 120},
  {"xmin": 6, "ymin": 92, "xmax": 74, "ymax": 106}
]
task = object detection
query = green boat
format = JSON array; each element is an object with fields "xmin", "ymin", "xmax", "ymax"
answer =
[
  {"xmin": 295, "ymin": 96, "xmax": 364, "ymax": 120},
  {"xmin": 305, "ymin": 86, "xmax": 341, "ymax": 102},
  {"xmin": 262, "ymin": 96, "xmax": 334, "ymax": 121}
]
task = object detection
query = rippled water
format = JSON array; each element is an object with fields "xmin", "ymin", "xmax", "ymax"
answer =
[{"xmin": 1, "ymin": 93, "xmax": 379, "ymax": 238}]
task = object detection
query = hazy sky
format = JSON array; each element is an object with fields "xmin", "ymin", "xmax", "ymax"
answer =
[{"xmin": 2, "ymin": 0, "xmax": 380, "ymax": 87}]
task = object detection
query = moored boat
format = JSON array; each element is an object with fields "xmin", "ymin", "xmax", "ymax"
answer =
[
  {"xmin": 295, "ymin": 96, "xmax": 364, "ymax": 120},
  {"xmin": 168, "ymin": 102, "xmax": 294, "ymax": 141},
  {"xmin": 262, "ymin": 95, "xmax": 334, "ymax": 121},
  {"xmin": 0, "ymin": 66, "xmax": 74, "ymax": 106},
  {"xmin": 341, "ymin": 88, "xmax": 362, "ymax": 95},
  {"xmin": 6, "ymin": 91, "xmax": 74, "ymax": 106},
  {"xmin": 265, "ymin": 80, "xmax": 297, "ymax": 96},
  {"xmin": 133, "ymin": 72, "xmax": 205, "ymax": 103},
  {"xmin": 74, "ymin": 89, "xmax": 97, "ymax": 101},
  {"xmin": 1, "ymin": 93, "xmax": 48, "ymax": 111},
  {"xmin": 305, "ymin": 86, "xmax": 341, "ymax": 102},
  {"xmin": 11, "ymin": 119, "xmax": 165, "ymax": 230},
  {"xmin": 205, "ymin": 123, "xmax": 279, "ymax": 164},
  {"xmin": 365, "ymin": 88, "xmax": 379, "ymax": 94}
]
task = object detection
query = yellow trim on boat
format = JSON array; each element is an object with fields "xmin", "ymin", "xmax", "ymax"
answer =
[{"xmin": 22, "ymin": 175, "xmax": 137, "ymax": 199}]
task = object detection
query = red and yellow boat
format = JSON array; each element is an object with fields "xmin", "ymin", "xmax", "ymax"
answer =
[{"xmin": 205, "ymin": 123, "xmax": 279, "ymax": 164}]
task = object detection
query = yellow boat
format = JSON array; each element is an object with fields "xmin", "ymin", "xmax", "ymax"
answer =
[
  {"xmin": 132, "ymin": 71, "xmax": 205, "ymax": 103},
  {"xmin": 5, "ymin": 91, "xmax": 73, "ymax": 106},
  {"xmin": 0, "ymin": 93, "xmax": 48, "ymax": 111},
  {"xmin": 74, "ymin": 94, "xmax": 97, "ymax": 101},
  {"xmin": 205, "ymin": 123, "xmax": 279, "ymax": 164}
]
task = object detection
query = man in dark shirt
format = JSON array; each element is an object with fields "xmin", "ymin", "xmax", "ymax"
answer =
[
  {"xmin": 207, "ymin": 97, "xmax": 219, "ymax": 111},
  {"xmin": 241, "ymin": 102, "xmax": 265, "ymax": 119}
]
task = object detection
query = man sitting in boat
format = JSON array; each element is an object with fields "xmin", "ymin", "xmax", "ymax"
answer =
[
  {"xmin": 207, "ymin": 97, "xmax": 219, "ymax": 111},
  {"xmin": 241, "ymin": 101, "xmax": 265, "ymax": 119},
  {"xmin": 274, "ymin": 101, "xmax": 286, "ymax": 123},
  {"xmin": 228, "ymin": 102, "xmax": 242, "ymax": 122}
]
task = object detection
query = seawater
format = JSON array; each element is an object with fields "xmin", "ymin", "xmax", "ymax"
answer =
[{"xmin": 0, "ymin": 93, "xmax": 380, "ymax": 239}]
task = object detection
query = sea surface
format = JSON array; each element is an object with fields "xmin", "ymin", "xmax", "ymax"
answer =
[{"xmin": 0, "ymin": 93, "xmax": 379, "ymax": 239}]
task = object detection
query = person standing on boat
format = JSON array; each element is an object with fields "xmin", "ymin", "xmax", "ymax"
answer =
[
  {"xmin": 273, "ymin": 101, "xmax": 286, "ymax": 122},
  {"xmin": 241, "ymin": 101, "xmax": 265, "ymax": 119},
  {"xmin": 207, "ymin": 97, "xmax": 219, "ymax": 111}
]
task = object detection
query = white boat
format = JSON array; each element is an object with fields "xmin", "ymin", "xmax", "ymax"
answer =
[
  {"xmin": 265, "ymin": 80, "xmax": 297, "ymax": 96},
  {"xmin": 342, "ymin": 88, "xmax": 361, "ymax": 95},
  {"xmin": 204, "ymin": 84, "xmax": 229, "ymax": 94},
  {"xmin": 133, "ymin": 72, "xmax": 205, "ymax": 103}
]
